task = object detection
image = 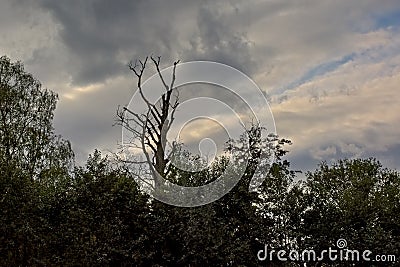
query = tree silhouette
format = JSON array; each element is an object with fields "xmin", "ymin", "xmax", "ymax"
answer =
[
  {"xmin": 0, "ymin": 55, "xmax": 74, "ymax": 265},
  {"xmin": 1, "ymin": 55, "xmax": 398, "ymax": 266},
  {"xmin": 117, "ymin": 56, "xmax": 180, "ymax": 190}
]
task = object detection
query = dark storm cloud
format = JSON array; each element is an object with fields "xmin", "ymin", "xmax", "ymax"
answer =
[
  {"xmin": 39, "ymin": 0, "xmax": 257, "ymax": 86},
  {"xmin": 184, "ymin": 4, "xmax": 257, "ymax": 75},
  {"xmin": 40, "ymin": 0, "xmax": 182, "ymax": 85}
]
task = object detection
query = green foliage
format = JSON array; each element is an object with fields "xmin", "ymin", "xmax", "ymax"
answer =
[
  {"xmin": 0, "ymin": 56, "xmax": 73, "ymax": 180},
  {"xmin": 0, "ymin": 56, "xmax": 399, "ymax": 266},
  {"xmin": 143, "ymin": 128, "xmax": 298, "ymax": 266},
  {"xmin": 301, "ymin": 158, "xmax": 400, "ymax": 266},
  {"xmin": 46, "ymin": 151, "xmax": 150, "ymax": 266},
  {"xmin": 0, "ymin": 56, "xmax": 74, "ymax": 266}
]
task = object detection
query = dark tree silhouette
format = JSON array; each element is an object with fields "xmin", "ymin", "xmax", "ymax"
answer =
[{"xmin": 117, "ymin": 56, "xmax": 180, "ymax": 190}]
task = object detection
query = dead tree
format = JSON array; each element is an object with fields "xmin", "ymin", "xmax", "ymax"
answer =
[{"xmin": 117, "ymin": 56, "xmax": 180, "ymax": 189}]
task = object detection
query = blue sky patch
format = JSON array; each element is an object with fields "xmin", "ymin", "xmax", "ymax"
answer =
[
  {"xmin": 280, "ymin": 53, "xmax": 356, "ymax": 92},
  {"xmin": 374, "ymin": 9, "xmax": 400, "ymax": 29}
]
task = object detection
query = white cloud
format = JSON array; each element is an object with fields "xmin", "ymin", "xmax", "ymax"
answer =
[
  {"xmin": 310, "ymin": 146, "xmax": 337, "ymax": 161},
  {"xmin": 271, "ymin": 31, "xmax": 400, "ymax": 169},
  {"xmin": 338, "ymin": 142, "xmax": 363, "ymax": 158}
]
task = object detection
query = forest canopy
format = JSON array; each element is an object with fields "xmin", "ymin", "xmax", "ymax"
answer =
[{"xmin": 0, "ymin": 56, "xmax": 399, "ymax": 266}]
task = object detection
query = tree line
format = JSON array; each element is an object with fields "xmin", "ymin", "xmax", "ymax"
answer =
[{"xmin": 0, "ymin": 55, "xmax": 399, "ymax": 266}]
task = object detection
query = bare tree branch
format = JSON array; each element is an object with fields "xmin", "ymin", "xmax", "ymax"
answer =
[
  {"xmin": 151, "ymin": 56, "xmax": 169, "ymax": 91},
  {"xmin": 117, "ymin": 56, "xmax": 181, "ymax": 190}
]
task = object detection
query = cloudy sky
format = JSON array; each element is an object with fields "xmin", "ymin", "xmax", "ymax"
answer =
[{"xmin": 1, "ymin": 0, "xmax": 400, "ymax": 175}]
